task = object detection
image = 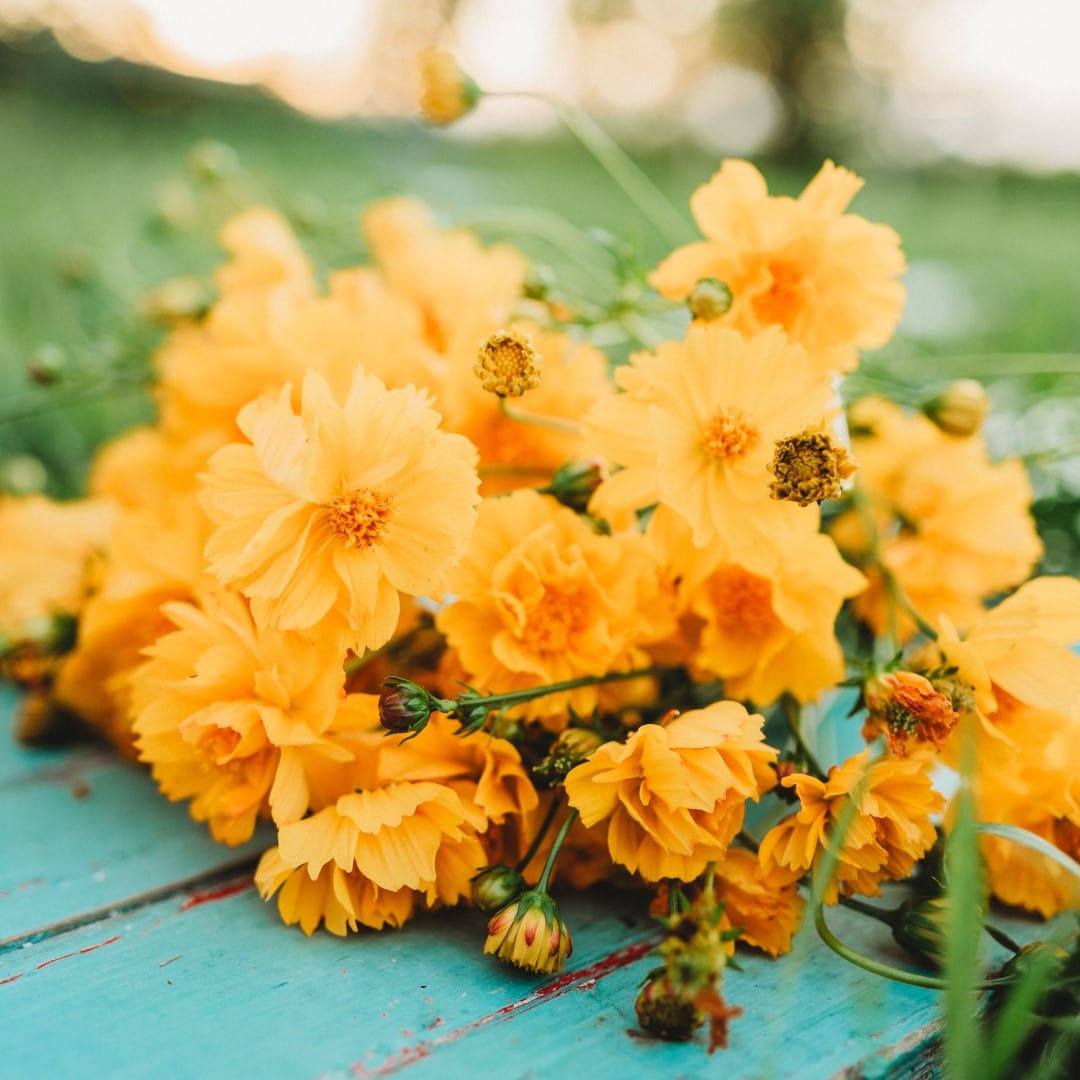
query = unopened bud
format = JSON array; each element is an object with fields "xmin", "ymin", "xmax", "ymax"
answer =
[
  {"xmin": 533, "ymin": 727, "xmax": 603, "ymax": 786},
  {"xmin": 471, "ymin": 864, "xmax": 525, "ymax": 913},
  {"xmin": 483, "ymin": 889, "xmax": 572, "ymax": 974},
  {"xmin": 892, "ymin": 895, "xmax": 975, "ymax": 971},
  {"xmin": 26, "ymin": 344, "xmax": 67, "ymax": 386},
  {"xmin": 687, "ymin": 278, "xmax": 733, "ymax": 321},
  {"xmin": 540, "ymin": 461, "xmax": 604, "ymax": 514},
  {"xmin": 418, "ymin": 49, "xmax": 481, "ymax": 126},
  {"xmin": 0, "ymin": 454, "xmax": 48, "ymax": 495},
  {"xmin": 922, "ymin": 379, "xmax": 991, "ymax": 437},
  {"xmin": 141, "ymin": 276, "xmax": 214, "ymax": 326},
  {"xmin": 377, "ymin": 677, "xmax": 454, "ymax": 736}
]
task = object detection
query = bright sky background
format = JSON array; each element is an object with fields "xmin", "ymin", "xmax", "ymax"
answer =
[{"xmin": 2, "ymin": 0, "xmax": 1079, "ymax": 170}]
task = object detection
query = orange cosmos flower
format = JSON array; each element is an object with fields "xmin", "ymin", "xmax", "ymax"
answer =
[
  {"xmin": 564, "ymin": 702, "xmax": 777, "ymax": 881},
  {"xmin": 201, "ymin": 366, "xmax": 480, "ymax": 653},
  {"xmin": 862, "ymin": 670, "xmax": 959, "ymax": 755},
  {"xmin": 646, "ymin": 506, "xmax": 865, "ymax": 706},
  {"xmin": 714, "ymin": 848, "xmax": 805, "ymax": 957},
  {"xmin": 650, "ymin": 160, "xmax": 906, "ymax": 376},
  {"xmin": 759, "ymin": 749, "xmax": 944, "ymax": 904},
  {"xmin": 256, "ymin": 779, "xmax": 483, "ymax": 935},
  {"xmin": 436, "ymin": 489, "xmax": 671, "ymax": 728},
  {"xmin": 585, "ymin": 324, "xmax": 831, "ymax": 547},
  {"xmin": 130, "ymin": 587, "xmax": 358, "ymax": 844},
  {"xmin": 831, "ymin": 396, "xmax": 1042, "ymax": 640}
]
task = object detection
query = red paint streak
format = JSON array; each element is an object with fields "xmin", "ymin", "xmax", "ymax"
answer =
[
  {"xmin": 345, "ymin": 940, "xmax": 655, "ymax": 1076},
  {"xmin": 0, "ymin": 974, "xmax": 24, "ymax": 985},
  {"xmin": 34, "ymin": 935, "xmax": 120, "ymax": 970},
  {"xmin": 80, "ymin": 936, "xmax": 120, "ymax": 955},
  {"xmin": 178, "ymin": 879, "xmax": 253, "ymax": 912}
]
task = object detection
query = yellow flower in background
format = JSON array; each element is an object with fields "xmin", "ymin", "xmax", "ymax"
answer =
[
  {"xmin": 830, "ymin": 396, "xmax": 1042, "ymax": 640},
  {"xmin": 436, "ymin": 489, "xmax": 672, "ymax": 728},
  {"xmin": 440, "ymin": 323, "xmax": 611, "ymax": 497},
  {"xmin": 214, "ymin": 206, "xmax": 316, "ymax": 297},
  {"xmin": 362, "ymin": 197, "xmax": 526, "ymax": 358},
  {"xmin": 130, "ymin": 587, "xmax": 356, "ymax": 844},
  {"xmin": 564, "ymin": 702, "xmax": 776, "ymax": 881},
  {"xmin": 585, "ymin": 324, "xmax": 831, "ymax": 546},
  {"xmin": 759, "ymin": 749, "xmax": 943, "ymax": 904},
  {"xmin": 0, "ymin": 494, "xmax": 114, "ymax": 646},
  {"xmin": 714, "ymin": 848, "xmax": 805, "ymax": 958},
  {"xmin": 417, "ymin": 48, "xmax": 481, "ymax": 126},
  {"xmin": 201, "ymin": 366, "xmax": 480, "ymax": 653},
  {"xmin": 646, "ymin": 506, "xmax": 865, "ymax": 706},
  {"xmin": 651, "ymin": 160, "xmax": 906, "ymax": 376}
]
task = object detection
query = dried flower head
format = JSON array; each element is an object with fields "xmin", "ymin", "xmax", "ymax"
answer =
[
  {"xmin": 473, "ymin": 327, "xmax": 543, "ymax": 397},
  {"xmin": 768, "ymin": 428, "xmax": 856, "ymax": 506},
  {"xmin": 863, "ymin": 670, "xmax": 959, "ymax": 754}
]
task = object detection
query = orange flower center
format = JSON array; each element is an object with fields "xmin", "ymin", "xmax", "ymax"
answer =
[
  {"xmin": 327, "ymin": 488, "xmax": 394, "ymax": 549},
  {"xmin": 709, "ymin": 566, "xmax": 777, "ymax": 637},
  {"xmin": 702, "ymin": 408, "xmax": 759, "ymax": 461},
  {"xmin": 517, "ymin": 587, "xmax": 586, "ymax": 653},
  {"xmin": 195, "ymin": 725, "xmax": 241, "ymax": 760},
  {"xmin": 752, "ymin": 257, "xmax": 805, "ymax": 327}
]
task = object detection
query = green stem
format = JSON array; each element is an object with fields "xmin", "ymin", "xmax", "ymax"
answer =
[
  {"xmin": 703, "ymin": 861, "xmax": 716, "ymax": 894},
  {"xmin": 781, "ymin": 695, "xmax": 825, "ymax": 779},
  {"xmin": 464, "ymin": 666, "xmax": 665, "ymax": 715},
  {"xmin": 515, "ymin": 795, "xmax": 564, "ymax": 874},
  {"xmin": 736, "ymin": 830, "xmax": 760, "ymax": 854},
  {"xmin": 537, "ymin": 808, "xmax": 578, "ymax": 894},
  {"xmin": 814, "ymin": 904, "xmax": 1013, "ymax": 991},
  {"xmin": 497, "ymin": 395, "xmax": 582, "ymax": 436},
  {"xmin": 838, "ymin": 895, "xmax": 899, "ymax": 929},
  {"xmin": 497, "ymin": 92, "xmax": 688, "ymax": 249},
  {"xmin": 983, "ymin": 922, "xmax": 1023, "ymax": 955},
  {"xmin": 881, "ymin": 566, "xmax": 939, "ymax": 641}
]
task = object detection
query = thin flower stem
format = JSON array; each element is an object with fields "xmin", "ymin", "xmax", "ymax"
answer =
[
  {"xmin": 496, "ymin": 91, "xmax": 689, "ymax": 249},
  {"xmin": 667, "ymin": 878, "xmax": 679, "ymax": 917},
  {"xmin": 1019, "ymin": 440, "xmax": 1080, "ymax": 466},
  {"xmin": 515, "ymin": 795, "xmax": 564, "ymax": 874},
  {"xmin": 780, "ymin": 695, "xmax": 826, "ymax": 779},
  {"xmin": 736, "ymin": 830, "xmax": 760, "ymax": 853},
  {"xmin": 838, "ymin": 895, "xmax": 899, "ymax": 929},
  {"xmin": 477, "ymin": 464, "xmax": 553, "ymax": 478},
  {"xmin": 497, "ymin": 396, "xmax": 582, "ymax": 437},
  {"xmin": 536, "ymin": 808, "xmax": 579, "ymax": 894},
  {"xmin": 464, "ymin": 666, "xmax": 666, "ymax": 714},
  {"xmin": 703, "ymin": 861, "xmax": 716, "ymax": 893},
  {"xmin": 881, "ymin": 567, "xmax": 939, "ymax": 641}
]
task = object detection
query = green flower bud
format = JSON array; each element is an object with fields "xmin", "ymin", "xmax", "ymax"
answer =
[
  {"xmin": 687, "ymin": 278, "xmax": 733, "ymax": 321},
  {"xmin": 377, "ymin": 677, "xmax": 455, "ymax": 736},
  {"xmin": 471, "ymin": 865, "xmax": 525, "ymax": 913}
]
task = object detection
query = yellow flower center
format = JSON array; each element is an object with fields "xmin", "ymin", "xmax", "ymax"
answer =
[
  {"xmin": 709, "ymin": 567, "xmax": 777, "ymax": 638},
  {"xmin": 474, "ymin": 328, "xmax": 543, "ymax": 397},
  {"xmin": 752, "ymin": 257, "xmax": 805, "ymax": 327},
  {"xmin": 702, "ymin": 408, "xmax": 759, "ymax": 461},
  {"xmin": 195, "ymin": 725, "xmax": 241, "ymax": 761},
  {"xmin": 327, "ymin": 488, "xmax": 394, "ymax": 549}
]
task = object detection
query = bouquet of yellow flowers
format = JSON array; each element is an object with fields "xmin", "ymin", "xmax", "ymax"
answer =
[{"xmin": 2, "ymin": 52, "xmax": 1077, "ymax": 1055}]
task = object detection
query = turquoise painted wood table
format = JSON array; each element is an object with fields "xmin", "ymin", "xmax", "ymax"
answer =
[{"xmin": 0, "ymin": 688, "xmax": 1030, "ymax": 1080}]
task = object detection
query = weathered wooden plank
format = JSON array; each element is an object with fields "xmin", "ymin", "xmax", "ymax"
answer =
[{"xmin": 0, "ymin": 689, "xmax": 266, "ymax": 938}]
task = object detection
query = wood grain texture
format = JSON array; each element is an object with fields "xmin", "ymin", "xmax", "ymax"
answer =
[{"xmin": 0, "ymin": 689, "xmax": 1040, "ymax": 1079}]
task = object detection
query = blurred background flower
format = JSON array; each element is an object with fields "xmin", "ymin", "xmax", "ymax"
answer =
[{"xmin": 0, "ymin": 0, "xmax": 1077, "ymax": 570}]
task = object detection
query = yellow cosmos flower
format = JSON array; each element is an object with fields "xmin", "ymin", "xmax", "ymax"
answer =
[
  {"xmin": 256, "ymin": 846, "xmax": 415, "ymax": 935},
  {"xmin": 831, "ymin": 396, "xmax": 1042, "ymax": 639},
  {"xmin": 362, "ymin": 197, "xmax": 526, "ymax": 357},
  {"xmin": 758, "ymin": 749, "xmax": 944, "ymax": 904},
  {"xmin": 564, "ymin": 702, "xmax": 777, "ymax": 882},
  {"xmin": 131, "ymin": 587, "xmax": 358, "ymax": 844},
  {"xmin": 585, "ymin": 324, "xmax": 832, "ymax": 546},
  {"xmin": 646, "ymin": 506, "xmax": 865, "ymax": 706},
  {"xmin": 715, "ymin": 848, "xmax": 805, "ymax": 958},
  {"xmin": 436, "ymin": 489, "xmax": 671, "ymax": 728},
  {"xmin": 254, "ymin": 781, "xmax": 479, "ymax": 933},
  {"xmin": 201, "ymin": 366, "xmax": 480, "ymax": 653},
  {"xmin": 650, "ymin": 159, "xmax": 906, "ymax": 376},
  {"xmin": 0, "ymin": 494, "xmax": 114, "ymax": 644}
]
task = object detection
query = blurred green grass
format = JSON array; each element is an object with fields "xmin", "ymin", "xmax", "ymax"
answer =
[{"xmin": 1, "ymin": 38, "xmax": 1077, "ymax": 566}]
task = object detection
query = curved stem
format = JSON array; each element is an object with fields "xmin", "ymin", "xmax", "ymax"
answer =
[
  {"xmin": 497, "ymin": 396, "xmax": 582, "ymax": 436},
  {"xmin": 814, "ymin": 904, "xmax": 1013, "ymax": 991},
  {"xmin": 515, "ymin": 794, "xmax": 564, "ymax": 874},
  {"xmin": 881, "ymin": 566, "xmax": 939, "ymax": 641},
  {"xmin": 838, "ymin": 895, "xmax": 899, "ymax": 929},
  {"xmin": 495, "ymin": 91, "xmax": 688, "ymax": 249},
  {"xmin": 537, "ymin": 808, "xmax": 578, "ymax": 894}
]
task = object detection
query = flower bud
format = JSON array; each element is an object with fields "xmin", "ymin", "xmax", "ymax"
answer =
[
  {"xmin": 471, "ymin": 864, "xmax": 525, "ymax": 913},
  {"xmin": 635, "ymin": 971, "xmax": 702, "ymax": 1042},
  {"xmin": 377, "ymin": 677, "xmax": 454, "ymax": 736},
  {"xmin": 540, "ymin": 461, "xmax": 605, "ymax": 514},
  {"xmin": 532, "ymin": 727, "xmax": 603, "ymax": 786},
  {"xmin": 483, "ymin": 889, "xmax": 572, "ymax": 974},
  {"xmin": 140, "ymin": 276, "xmax": 214, "ymax": 326},
  {"xmin": 187, "ymin": 139, "xmax": 240, "ymax": 183},
  {"xmin": 892, "ymin": 895, "xmax": 976, "ymax": 971},
  {"xmin": 25, "ymin": 344, "xmax": 67, "ymax": 386},
  {"xmin": 418, "ymin": 49, "xmax": 481, "ymax": 126},
  {"xmin": 922, "ymin": 379, "xmax": 991, "ymax": 437},
  {"xmin": 687, "ymin": 278, "xmax": 733, "ymax": 321}
]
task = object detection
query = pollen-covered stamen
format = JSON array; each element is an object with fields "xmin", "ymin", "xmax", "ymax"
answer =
[
  {"xmin": 327, "ymin": 488, "xmax": 394, "ymax": 549},
  {"xmin": 768, "ymin": 428, "xmax": 856, "ymax": 505},
  {"xmin": 702, "ymin": 408, "xmax": 759, "ymax": 461},
  {"xmin": 474, "ymin": 328, "xmax": 543, "ymax": 397}
]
